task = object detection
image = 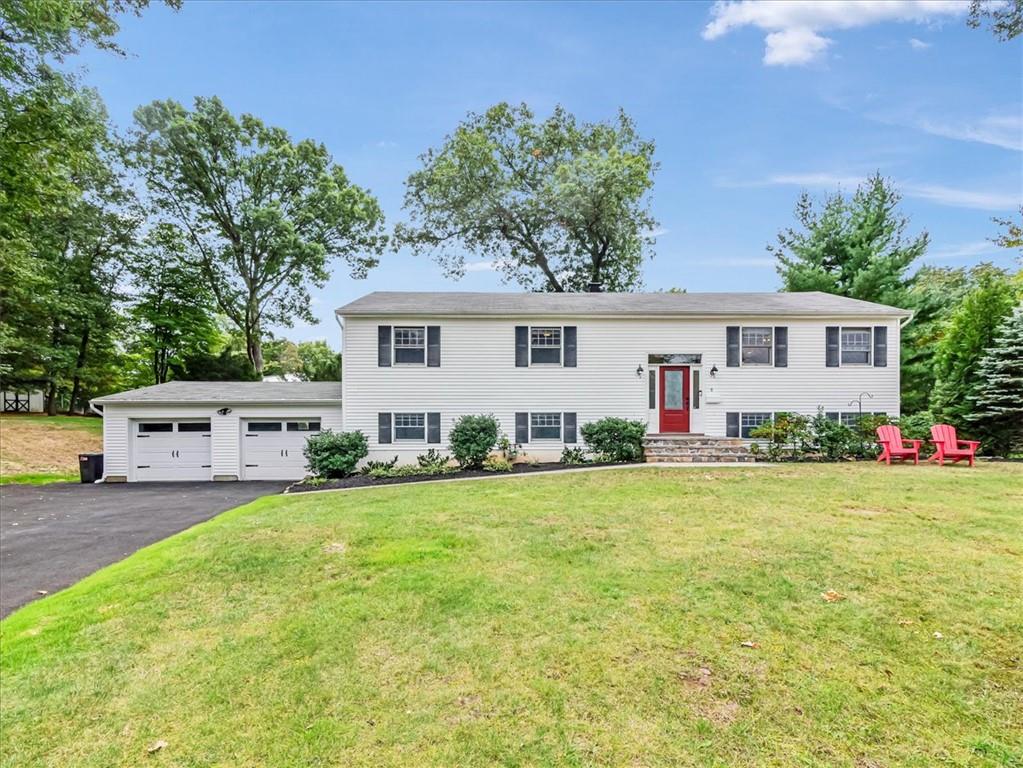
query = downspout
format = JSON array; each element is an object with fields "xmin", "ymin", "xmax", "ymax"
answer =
[
  {"xmin": 87, "ymin": 400, "xmax": 105, "ymax": 482},
  {"xmin": 334, "ymin": 311, "xmax": 345, "ymax": 430}
]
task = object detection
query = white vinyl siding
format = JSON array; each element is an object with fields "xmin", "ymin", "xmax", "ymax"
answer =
[{"xmin": 341, "ymin": 314, "xmax": 902, "ymax": 461}]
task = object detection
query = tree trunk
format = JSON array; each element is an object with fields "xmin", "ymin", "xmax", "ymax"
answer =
[
  {"xmin": 67, "ymin": 324, "xmax": 90, "ymax": 415},
  {"xmin": 45, "ymin": 380, "xmax": 58, "ymax": 416},
  {"xmin": 246, "ymin": 308, "xmax": 263, "ymax": 376}
]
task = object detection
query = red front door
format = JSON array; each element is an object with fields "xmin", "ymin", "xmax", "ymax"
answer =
[{"xmin": 659, "ymin": 366, "xmax": 690, "ymax": 433}]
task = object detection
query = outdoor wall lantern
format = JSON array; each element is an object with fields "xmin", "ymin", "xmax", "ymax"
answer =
[
  {"xmin": 710, "ymin": 364, "xmax": 719, "ymax": 377},
  {"xmin": 636, "ymin": 364, "xmax": 644, "ymax": 378},
  {"xmin": 217, "ymin": 407, "xmax": 232, "ymax": 416}
]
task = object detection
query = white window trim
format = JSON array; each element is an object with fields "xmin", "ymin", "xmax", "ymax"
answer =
[
  {"xmin": 393, "ymin": 326, "xmax": 427, "ymax": 367},
  {"xmin": 529, "ymin": 411, "xmax": 563, "ymax": 442},
  {"xmin": 529, "ymin": 326, "xmax": 563, "ymax": 367},
  {"xmin": 839, "ymin": 326, "xmax": 872, "ymax": 367},
  {"xmin": 740, "ymin": 326, "xmax": 773, "ymax": 367},
  {"xmin": 393, "ymin": 412, "xmax": 427, "ymax": 442}
]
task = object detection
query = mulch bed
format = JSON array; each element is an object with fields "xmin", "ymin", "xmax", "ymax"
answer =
[{"xmin": 286, "ymin": 461, "xmax": 631, "ymax": 493}]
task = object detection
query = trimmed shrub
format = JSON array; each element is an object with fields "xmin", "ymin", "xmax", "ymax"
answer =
[
  {"xmin": 749, "ymin": 412, "xmax": 809, "ymax": 461},
  {"xmin": 448, "ymin": 414, "xmax": 499, "ymax": 469},
  {"xmin": 807, "ymin": 411, "xmax": 856, "ymax": 461},
  {"xmin": 580, "ymin": 417, "xmax": 646, "ymax": 463},
  {"xmin": 896, "ymin": 411, "xmax": 934, "ymax": 442},
  {"xmin": 303, "ymin": 429, "xmax": 368, "ymax": 478}
]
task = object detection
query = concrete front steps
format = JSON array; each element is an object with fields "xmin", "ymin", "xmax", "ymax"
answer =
[{"xmin": 643, "ymin": 433, "xmax": 757, "ymax": 463}]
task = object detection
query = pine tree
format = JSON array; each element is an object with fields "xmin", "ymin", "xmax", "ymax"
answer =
[{"xmin": 969, "ymin": 304, "xmax": 1023, "ymax": 457}]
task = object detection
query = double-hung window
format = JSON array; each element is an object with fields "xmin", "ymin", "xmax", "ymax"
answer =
[
  {"xmin": 840, "ymin": 328, "xmax": 871, "ymax": 365},
  {"xmin": 741, "ymin": 327, "xmax": 772, "ymax": 365},
  {"xmin": 393, "ymin": 326, "xmax": 426, "ymax": 365},
  {"xmin": 530, "ymin": 412, "xmax": 562, "ymax": 440},
  {"xmin": 530, "ymin": 327, "xmax": 561, "ymax": 365},
  {"xmin": 740, "ymin": 412, "xmax": 771, "ymax": 438},
  {"xmin": 394, "ymin": 412, "xmax": 425, "ymax": 441}
]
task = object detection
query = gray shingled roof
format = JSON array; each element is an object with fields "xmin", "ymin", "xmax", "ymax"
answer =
[
  {"xmin": 336, "ymin": 291, "xmax": 911, "ymax": 317},
  {"xmin": 92, "ymin": 381, "xmax": 341, "ymax": 405}
]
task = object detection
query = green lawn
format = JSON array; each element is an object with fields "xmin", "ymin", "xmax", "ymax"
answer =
[
  {"xmin": 0, "ymin": 414, "xmax": 102, "ymax": 484},
  {"xmin": 2, "ymin": 464, "xmax": 1021, "ymax": 767}
]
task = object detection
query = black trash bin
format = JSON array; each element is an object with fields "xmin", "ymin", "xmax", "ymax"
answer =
[{"xmin": 79, "ymin": 453, "xmax": 104, "ymax": 484}]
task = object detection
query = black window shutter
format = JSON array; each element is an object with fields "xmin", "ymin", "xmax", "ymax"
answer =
[
  {"xmin": 873, "ymin": 326, "xmax": 887, "ymax": 367},
  {"xmin": 726, "ymin": 326, "xmax": 740, "ymax": 367},
  {"xmin": 774, "ymin": 326, "xmax": 788, "ymax": 368},
  {"xmin": 515, "ymin": 412, "xmax": 529, "ymax": 444},
  {"xmin": 825, "ymin": 326, "xmax": 840, "ymax": 367},
  {"xmin": 515, "ymin": 326, "xmax": 528, "ymax": 367},
  {"xmin": 726, "ymin": 412, "xmax": 739, "ymax": 437},
  {"xmin": 427, "ymin": 326, "xmax": 441, "ymax": 367},
  {"xmin": 648, "ymin": 369, "xmax": 656, "ymax": 409},
  {"xmin": 378, "ymin": 412, "xmax": 392, "ymax": 444},
  {"xmin": 693, "ymin": 369, "xmax": 701, "ymax": 409},
  {"xmin": 378, "ymin": 326, "xmax": 392, "ymax": 367},
  {"xmin": 427, "ymin": 412, "xmax": 440, "ymax": 443},
  {"xmin": 826, "ymin": 412, "xmax": 839, "ymax": 422},
  {"xmin": 563, "ymin": 412, "xmax": 577, "ymax": 443},
  {"xmin": 563, "ymin": 326, "xmax": 577, "ymax": 367}
]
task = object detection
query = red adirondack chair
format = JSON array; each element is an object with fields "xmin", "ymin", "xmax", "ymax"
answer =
[
  {"xmin": 927, "ymin": 424, "xmax": 981, "ymax": 467},
  {"xmin": 875, "ymin": 425, "xmax": 922, "ymax": 465}
]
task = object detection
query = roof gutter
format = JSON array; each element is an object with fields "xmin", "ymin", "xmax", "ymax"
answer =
[
  {"xmin": 90, "ymin": 399, "xmax": 344, "ymax": 407},
  {"xmin": 89, "ymin": 400, "xmax": 104, "ymax": 416}
]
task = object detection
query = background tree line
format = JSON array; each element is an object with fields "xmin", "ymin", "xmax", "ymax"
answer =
[{"xmin": 1, "ymin": 0, "xmax": 1020, "ymax": 452}]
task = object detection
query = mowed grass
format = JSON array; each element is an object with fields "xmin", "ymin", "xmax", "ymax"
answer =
[
  {"xmin": 1, "ymin": 464, "xmax": 1021, "ymax": 767},
  {"xmin": 0, "ymin": 414, "xmax": 102, "ymax": 483}
]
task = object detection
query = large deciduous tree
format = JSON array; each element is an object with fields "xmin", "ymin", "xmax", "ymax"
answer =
[
  {"xmin": 396, "ymin": 103, "xmax": 658, "ymax": 292},
  {"xmin": 968, "ymin": 0, "xmax": 1022, "ymax": 40},
  {"xmin": 128, "ymin": 224, "xmax": 220, "ymax": 384},
  {"xmin": 129, "ymin": 96, "xmax": 385, "ymax": 373}
]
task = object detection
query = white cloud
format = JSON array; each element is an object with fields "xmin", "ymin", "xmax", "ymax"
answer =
[
  {"xmin": 909, "ymin": 37, "xmax": 932, "ymax": 49},
  {"xmin": 723, "ymin": 172, "xmax": 1021, "ymax": 211},
  {"xmin": 917, "ymin": 111, "xmax": 1023, "ymax": 151},
  {"xmin": 926, "ymin": 240, "xmax": 1000, "ymax": 261},
  {"xmin": 643, "ymin": 226, "xmax": 670, "ymax": 238},
  {"xmin": 702, "ymin": 0, "xmax": 967, "ymax": 66},
  {"xmin": 464, "ymin": 260, "xmax": 501, "ymax": 272}
]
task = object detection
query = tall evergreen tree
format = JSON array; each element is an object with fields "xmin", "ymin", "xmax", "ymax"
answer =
[
  {"xmin": 931, "ymin": 270, "xmax": 1019, "ymax": 434},
  {"xmin": 969, "ymin": 304, "xmax": 1023, "ymax": 456},
  {"xmin": 772, "ymin": 174, "xmax": 928, "ymax": 308}
]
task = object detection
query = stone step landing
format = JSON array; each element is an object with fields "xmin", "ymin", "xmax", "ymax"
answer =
[{"xmin": 643, "ymin": 433, "xmax": 757, "ymax": 463}]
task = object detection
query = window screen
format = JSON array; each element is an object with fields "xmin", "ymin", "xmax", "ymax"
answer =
[
  {"xmin": 841, "ymin": 328, "xmax": 871, "ymax": 365},
  {"xmin": 530, "ymin": 412, "xmax": 562, "ymax": 440},
  {"xmin": 394, "ymin": 412, "xmax": 425, "ymax": 440},
  {"xmin": 530, "ymin": 327, "xmax": 561, "ymax": 364},
  {"xmin": 393, "ymin": 326, "xmax": 426, "ymax": 364},
  {"xmin": 741, "ymin": 327, "xmax": 772, "ymax": 365}
]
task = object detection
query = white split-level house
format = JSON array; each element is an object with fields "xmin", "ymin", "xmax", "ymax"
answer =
[{"xmin": 91, "ymin": 290, "xmax": 912, "ymax": 481}]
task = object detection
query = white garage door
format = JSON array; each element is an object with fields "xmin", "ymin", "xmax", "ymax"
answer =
[
  {"xmin": 241, "ymin": 419, "xmax": 320, "ymax": 480},
  {"xmin": 134, "ymin": 421, "xmax": 212, "ymax": 481}
]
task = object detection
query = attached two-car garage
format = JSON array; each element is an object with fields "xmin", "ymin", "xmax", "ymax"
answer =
[{"xmin": 91, "ymin": 382, "xmax": 342, "ymax": 483}]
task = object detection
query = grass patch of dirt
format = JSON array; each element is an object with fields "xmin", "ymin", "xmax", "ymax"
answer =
[{"xmin": 0, "ymin": 415, "xmax": 102, "ymax": 477}]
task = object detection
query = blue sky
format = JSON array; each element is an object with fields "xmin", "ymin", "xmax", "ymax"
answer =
[{"xmin": 77, "ymin": 0, "xmax": 1022, "ymax": 346}]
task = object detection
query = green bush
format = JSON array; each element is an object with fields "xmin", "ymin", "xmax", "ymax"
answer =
[
  {"xmin": 482, "ymin": 456, "xmax": 514, "ymax": 472},
  {"xmin": 580, "ymin": 417, "xmax": 646, "ymax": 463},
  {"xmin": 560, "ymin": 446, "xmax": 589, "ymax": 465},
  {"xmin": 896, "ymin": 411, "xmax": 934, "ymax": 442},
  {"xmin": 362, "ymin": 456, "xmax": 398, "ymax": 474},
  {"xmin": 749, "ymin": 412, "xmax": 810, "ymax": 461},
  {"xmin": 303, "ymin": 430, "xmax": 368, "ymax": 478},
  {"xmin": 807, "ymin": 411, "xmax": 856, "ymax": 461},
  {"xmin": 417, "ymin": 449, "xmax": 449, "ymax": 472},
  {"xmin": 448, "ymin": 414, "xmax": 499, "ymax": 469}
]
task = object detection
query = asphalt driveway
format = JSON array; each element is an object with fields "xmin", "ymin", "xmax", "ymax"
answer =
[{"xmin": 0, "ymin": 481, "xmax": 286, "ymax": 617}]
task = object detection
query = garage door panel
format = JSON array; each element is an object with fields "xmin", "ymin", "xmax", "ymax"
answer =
[
  {"xmin": 241, "ymin": 419, "xmax": 317, "ymax": 480},
  {"xmin": 133, "ymin": 421, "xmax": 212, "ymax": 481}
]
